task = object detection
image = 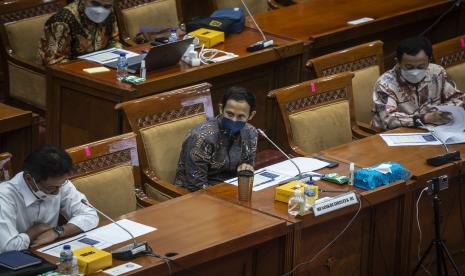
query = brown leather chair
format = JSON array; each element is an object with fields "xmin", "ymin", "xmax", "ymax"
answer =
[
  {"xmin": 114, "ymin": 0, "xmax": 180, "ymax": 44},
  {"xmin": 307, "ymin": 41, "xmax": 384, "ymax": 134},
  {"xmin": 0, "ymin": 0, "xmax": 66, "ymax": 110},
  {"xmin": 0, "ymin": 152, "xmax": 13, "ymax": 182},
  {"xmin": 67, "ymin": 133, "xmax": 157, "ymax": 219},
  {"xmin": 116, "ymin": 83, "xmax": 213, "ymax": 200},
  {"xmin": 433, "ymin": 35, "xmax": 465, "ymax": 93},
  {"xmin": 270, "ymin": 72, "xmax": 369, "ymax": 156}
]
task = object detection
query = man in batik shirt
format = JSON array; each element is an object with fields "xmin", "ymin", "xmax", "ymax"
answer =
[
  {"xmin": 37, "ymin": 0, "xmax": 120, "ymax": 65},
  {"xmin": 372, "ymin": 36, "xmax": 463, "ymax": 130},
  {"xmin": 174, "ymin": 87, "xmax": 258, "ymax": 192}
]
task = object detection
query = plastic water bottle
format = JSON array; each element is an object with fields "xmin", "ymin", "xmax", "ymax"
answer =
[
  {"xmin": 288, "ymin": 188, "xmax": 305, "ymax": 216},
  {"xmin": 59, "ymin": 245, "xmax": 73, "ymax": 274},
  {"xmin": 116, "ymin": 52, "xmax": 128, "ymax": 81},
  {"xmin": 71, "ymin": 256, "xmax": 79, "ymax": 276},
  {"xmin": 304, "ymin": 178, "xmax": 318, "ymax": 211},
  {"xmin": 168, "ymin": 28, "xmax": 178, "ymax": 43}
]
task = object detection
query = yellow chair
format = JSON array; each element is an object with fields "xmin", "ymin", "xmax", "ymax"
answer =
[
  {"xmin": 270, "ymin": 72, "xmax": 365, "ymax": 156},
  {"xmin": 67, "ymin": 133, "xmax": 157, "ymax": 219},
  {"xmin": 115, "ymin": 0, "xmax": 180, "ymax": 44},
  {"xmin": 307, "ymin": 41, "xmax": 384, "ymax": 133},
  {"xmin": 433, "ymin": 35, "xmax": 465, "ymax": 93},
  {"xmin": 0, "ymin": 0, "xmax": 66, "ymax": 110},
  {"xmin": 116, "ymin": 83, "xmax": 213, "ymax": 200},
  {"xmin": 0, "ymin": 152, "xmax": 13, "ymax": 182}
]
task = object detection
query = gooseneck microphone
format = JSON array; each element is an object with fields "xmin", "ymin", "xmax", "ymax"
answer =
[
  {"xmin": 415, "ymin": 119, "xmax": 461, "ymax": 166},
  {"xmin": 81, "ymin": 199, "xmax": 151, "ymax": 260},
  {"xmin": 239, "ymin": 0, "xmax": 274, "ymax": 52},
  {"xmin": 257, "ymin": 128, "xmax": 303, "ymax": 180}
]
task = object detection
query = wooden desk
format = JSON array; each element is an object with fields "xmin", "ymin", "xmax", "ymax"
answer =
[
  {"xmin": 46, "ymin": 27, "xmax": 304, "ymax": 148},
  {"xmin": 321, "ymin": 128, "xmax": 465, "ymax": 274},
  {"xmin": 38, "ymin": 192, "xmax": 289, "ymax": 275},
  {"xmin": 248, "ymin": 0, "xmax": 465, "ymax": 74},
  {"xmin": 207, "ymin": 160, "xmax": 409, "ymax": 275},
  {"xmin": 0, "ymin": 103, "xmax": 38, "ymax": 172}
]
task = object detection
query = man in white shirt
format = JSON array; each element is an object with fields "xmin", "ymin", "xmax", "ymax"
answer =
[{"xmin": 0, "ymin": 145, "xmax": 99, "ymax": 253}]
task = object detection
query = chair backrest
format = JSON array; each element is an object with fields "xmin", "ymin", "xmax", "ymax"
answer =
[
  {"xmin": 0, "ymin": 152, "xmax": 13, "ymax": 182},
  {"xmin": 271, "ymin": 72, "xmax": 355, "ymax": 155},
  {"xmin": 0, "ymin": 0, "xmax": 66, "ymax": 62},
  {"xmin": 214, "ymin": 0, "xmax": 268, "ymax": 14},
  {"xmin": 115, "ymin": 0, "xmax": 180, "ymax": 41},
  {"xmin": 66, "ymin": 133, "xmax": 140, "ymax": 218},
  {"xmin": 433, "ymin": 35, "xmax": 465, "ymax": 93},
  {"xmin": 307, "ymin": 41, "xmax": 384, "ymax": 125},
  {"xmin": 116, "ymin": 83, "xmax": 213, "ymax": 184}
]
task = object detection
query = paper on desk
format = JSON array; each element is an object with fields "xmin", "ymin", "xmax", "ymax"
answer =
[
  {"xmin": 79, "ymin": 48, "xmax": 140, "ymax": 64},
  {"xmin": 225, "ymin": 157, "xmax": 329, "ymax": 191},
  {"xmin": 425, "ymin": 105, "xmax": 465, "ymax": 144},
  {"xmin": 38, "ymin": 219, "xmax": 156, "ymax": 257},
  {"xmin": 380, "ymin": 133, "xmax": 442, "ymax": 146}
]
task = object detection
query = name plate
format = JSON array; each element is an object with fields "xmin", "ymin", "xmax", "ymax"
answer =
[{"xmin": 313, "ymin": 192, "xmax": 358, "ymax": 216}]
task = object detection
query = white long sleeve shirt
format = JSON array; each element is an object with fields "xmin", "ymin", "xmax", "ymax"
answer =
[{"xmin": 0, "ymin": 172, "xmax": 99, "ymax": 253}]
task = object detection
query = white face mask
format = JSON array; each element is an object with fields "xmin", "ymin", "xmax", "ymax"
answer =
[
  {"xmin": 84, "ymin": 6, "xmax": 111, "ymax": 23},
  {"xmin": 401, "ymin": 68, "xmax": 426, "ymax": 84},
  {"xmin": 29, "ymin": 176, "xmax": 58, "ymax": 201}
]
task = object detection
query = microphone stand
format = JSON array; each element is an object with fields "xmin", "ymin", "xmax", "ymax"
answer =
[{"xmin": 239, "ymin": 0, "xmax": 274, "ymax": 52}]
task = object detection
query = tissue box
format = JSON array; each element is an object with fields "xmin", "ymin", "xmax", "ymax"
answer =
[
  {"xmin": 275, "ymin": 181, "xmax": 305, "ymax": 203},
  {"xmin": 188, "ymin": 28, "xmax": 225, "ymax": 48},
  {"xmin": 72, "ymin": 246, "xmax": 112, "ymax": 275}
]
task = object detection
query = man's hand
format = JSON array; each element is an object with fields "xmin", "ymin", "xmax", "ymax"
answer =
[
  {"xmin": 30, "ymin": 229, "xmax": 59, "ymax": 248},
  {"xmin": 237, "ymin": 163, "xmax": 254, "ymax": 172},
  {"xmin": 25, "ymin": 223, "xmax": 52, "ymax": 242},
  {"xmin": 424, "ymin": 111, "xmax": 453, "ymax": 125}
]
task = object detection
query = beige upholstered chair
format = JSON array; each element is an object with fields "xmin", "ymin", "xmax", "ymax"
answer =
[
  {"xmin": 307, "ymin": 41, "xmax": 384, "ymax": 133},
  {"xmin": 0, "ymin": 0, "xmax": 66, "ymax": 110},
  {"xmin": 214, "ymin": 0, "xmax": 268, "ymax": 14},
  {"xmin": 433, "ymin": 35, "xmax": 465, "ymax": 93},
  {"xmin": 0, "ymin": 152, "xmax": 13, "ymax": 182},
  {"xmin": 67, "ymin": 133, "xmax": 157, "ymax": 219},
  {"xmin": 116, "ymin": 83, "xmax": 213, "ymax": 201},
  {"xmin": 115, "ymin": 0, "xmax": 180, "ymax": 44},
  {"xmin": 270, "ymin": 72, "xmax": 367, "ymax": 156}
]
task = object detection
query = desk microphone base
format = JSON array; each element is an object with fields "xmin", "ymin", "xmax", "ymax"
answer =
[
  {"xmin": 112, "ymin": 241, "xmax": 151, "ymax": 260},
  {"xmin": 426, "ymin": 151, "xmax": 460, "ymax": 166}
]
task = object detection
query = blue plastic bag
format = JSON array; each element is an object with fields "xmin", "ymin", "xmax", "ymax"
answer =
[{"xmin": 353, "ymin": 162, "xmax": 411, "ymax": 190}]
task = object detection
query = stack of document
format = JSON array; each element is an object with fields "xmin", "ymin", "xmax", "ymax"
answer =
[
  {"xmin": 226, "ymin": 157, "xmax": 329, "ymax": 191},
  {"xmin": 79, "ymin": 48, "xmax": 140, "ymax": 65}
]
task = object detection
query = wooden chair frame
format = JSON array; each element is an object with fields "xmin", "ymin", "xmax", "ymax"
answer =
[
  {"xmin": 115, "ymin": 82, "xmax": 213, "ymax": 198},
  {"xmin": 306, "ymin": 40, "xmax": 385, "ymax": 134},
  {"xmin": 432, "ymin": 34, "xmax": 465, "ymax": 69},
  {"xmin": 0, "ymin": 152, "xmax": 13, "ymax": 182},
  {"xmin": 269, "ymin": 72, "xmax": 370, "ymax": 156},
  {"xmin": 0, "ymin": 0, "xmax": 66, "ymax": 107},
  {"xmin": 66, "ymin": 132, "xmax": 157, "ymax": 207}
]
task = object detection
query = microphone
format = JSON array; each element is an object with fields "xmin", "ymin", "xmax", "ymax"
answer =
[
  {"xmin": 415, "ymin": 119, "xmax": 461, "ymax": 166},
  {"xmin": 239, "ymin": 0, "xmax": 274, "ymax": 52},
  {"xmin": 257, "ymin": 128, "xmax": 304, "ymax": 181},
  {"xmin": 81, "ymin": 199, "xmax": 151, "ymax": 260}
]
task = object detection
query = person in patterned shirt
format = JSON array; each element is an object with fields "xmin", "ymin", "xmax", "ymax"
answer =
[
  {"xmin": 372, "ymin": 36, "xmax": 463, "ymax": 130},
  {"xmin": 37, "ymin": 0, "xmax": 120, "ymax": 65},
  {"xmin": 174, "ymin": 87, "xmax": 258, "ymax": 192}
]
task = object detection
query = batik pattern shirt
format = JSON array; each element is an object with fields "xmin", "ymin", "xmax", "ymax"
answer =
[
  {"xmin": 372, "ymin": 64, "xmax": 464, "ymax": 130},
  {"xmin": 174, "ymin": 116, "xmax": 258, "ymax": 192},
  {"xmin": 37, "ymin": 0, "xmax": 120, "ymax": 65}
]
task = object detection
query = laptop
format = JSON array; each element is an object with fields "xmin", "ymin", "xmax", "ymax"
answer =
[{"xmin": 104, "ymin": 37, "xmax": 194, "ymax": 73}]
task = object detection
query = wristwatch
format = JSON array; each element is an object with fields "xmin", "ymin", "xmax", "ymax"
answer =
[{"xmin": 53, "ymin": 226, "xmax": 65, "ymax": 238}]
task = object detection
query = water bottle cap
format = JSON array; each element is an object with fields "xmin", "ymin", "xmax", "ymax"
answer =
[
  {"xmin": 119, "ymin": 52, "xmax": 126, "ymax": 57},
  {"xmin": 171, "ymin": 28, "xmax": 177, "ymax": 32},
  {"xmin": 63, "ymin": 245, "xmax": 71, "ymax": 250}
]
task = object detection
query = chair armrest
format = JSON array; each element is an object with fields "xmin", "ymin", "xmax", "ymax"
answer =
[
  {"xmin": 7, "ymin": 52, "xmax": 45, "ymax": 74},
  {"xmin": 352, "ymin": 124, "xmax": 374, "ymax": 139},
  {"xmin": 290, "ymin": 145, "xmax": 309, "ymax": 157},
  {"xmin": 357, "ymin": 121, "xmax": 383, "ymax": 134},
  {"xmin": 122, "ymin": 37, "xmax": 137, "ymax": 47},
  {"xmin": 135, "ymin": 188, "xmax": 159, "ymax": 207},
  {"xmin": 143, "ymin": 168, "xmax": 189, "ymax": 198}
]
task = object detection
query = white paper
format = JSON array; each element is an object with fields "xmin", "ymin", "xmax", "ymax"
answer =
[
  {"xmin": 38, "ymin": 219, "xmax": 156, "ymax": 257},
  {"xmin": 225, "ymin": 157, "xmax": 329, "ymax": 191},
  {"xmin": 79, "ymin": 48, "xmax": 140, "ymax": 64},
  {"xmin": 380, "ymin": 133, "xmax": 442, "ymax": 146},
  {"xmin": 104, "ymin": 262, "xmax": 142, "ymax": 275},
  {"xmin": 347, "ymin": 17, "xmax": 374, "ymax": 25},
  {"xmin": 425, "ymin": 105, "xmax": 465, "ymax": 144}
]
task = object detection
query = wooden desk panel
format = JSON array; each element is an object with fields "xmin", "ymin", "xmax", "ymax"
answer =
[{"xmin": 47, "ymin": 28, "xmax": 304, "ymax": 148}]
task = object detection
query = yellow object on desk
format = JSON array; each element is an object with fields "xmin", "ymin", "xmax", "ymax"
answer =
[
  {"xmin": 188, "ymin": 28, "xmax": 225, "ymax": 48},
  {"xmin": 83, "ymin": 67, "xmax": 110, "ymax": 74},
  {"xmin": 73, "ymin": 246, "xmax": 112, "ymax": 275},
  {"xmin": 275, "ymin": 181, "xmax": 306, "ymax": 203}
]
